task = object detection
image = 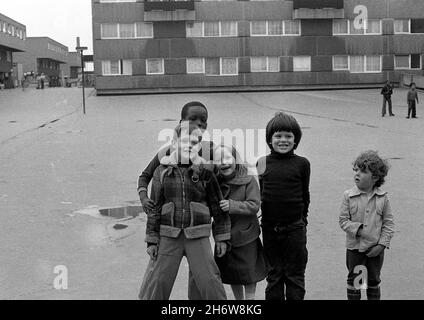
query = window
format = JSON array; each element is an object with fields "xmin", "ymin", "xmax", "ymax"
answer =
[
  {"xmin": 204, "ymin": 22, "xmax": 220, "ymax": 37},
  {"xmin": 221, "ymin": 58, "xmax": 238, "ymax": 75},
  {"xmin": 268, "ymin": 21, "xmax": 283, "ymax": 36},
  {"xmin": 411, "ymin": 19, "xmax": 424, "ymax": 34},
  {"xmin": 187, "ymin": 58, "xmax": 205, "ymax": 74},
  {"xmin": 220, "ymin": 21, "xmax": 237, "ymax": 37},
  {"xmin": 146, "ymin": 59, "xmax": 164, "ymax": 75},
  {"xmin": 119, "ymin": 23, "xmax": 135, "ymax": 38},
  {"xmin": 136, "ymin": 22, "xmax": 153, "ymax": 38},
  {"xmin": 251, "ymin": 57, "xmax": 280, "ymax": 72},
  {"xmin": 366, "ymin": 19, "xmax": 382, "ymax": 34},
  {"xmin": 293, "ymin": 56, "xmax": 311, "ymax": 72},
  {"xmin": 411, "ymin": 54, "xmax": 422, "ymax": 69},
  {"xmin": 102, "ymin": 60, "xmax": 133, "ymax": 76},
  {"xmin": 394, "ymin": 55, "xmax": 410, "ymax": 69},
  {"xmin": 204, "ymin": 58, "xmax": 238, "ymax": 76},
  {"xmin": 186, "ymin": 22, "xmax": 203, "ymax": 37},
  {"xmin": 101, "ymin": 23, "xmax": 118, "ymax": 38},
  {"xmin": 333, "ymin": 55, "xmax": 349, "ymax": 70},
  {"xmin": 102, "ymin": 60, "xmax": 120, "ymax": 75},
  {"xmin": 395, "ymin": 54, "xmax": 422, "ymax": 69},
  {"xmin": 350, "ymin": 20, "xmax": 365, "ymax": 35},
  {"xmin": 251, "ymin": 21, "xmax": 267, "ymax": 36},
  {"xmin": 350, "ymin": 55, "xmax": 381, "ymax": 73},
  {"xmin": 394, "ymin": 19, "xmax": 410, "ymax": 34},
  {"xmin": 205, "ymin": 58, "xmax": 220, "ymax": 75},
  {"xmin": 284, "ymin": 20, "xmax": 301, "ymax": 35}
]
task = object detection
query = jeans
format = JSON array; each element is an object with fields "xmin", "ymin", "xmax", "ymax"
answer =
[
  {"xmin": 262, "ymin": 220, "xmax": 308, "ymax": 300},
  {"xmin": 407, "ymin": 100, "xmax": 417, "ymax": 118},
  {"xmin": 382, "ymin": 97, "xmax": 393, "ymax": 116}
]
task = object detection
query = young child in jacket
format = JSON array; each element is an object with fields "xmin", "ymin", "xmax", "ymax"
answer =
[
  {"xmin": 213, "ymin": 145, "xmax": 268, "ymax": 300},
  {"xmin": 339, "ymin": 150, "xmax": 395, "ymax": 300},
  {"xmin": 256, "ymin": 112, "xmax": 311, "ymax": 300},
  {"xmin": 137, "ymin": 101, "xmax": 213, "ymax": 213},
  {"xmin": 406, "ymin": 82, "xmax": 419, "ymax": 119},
  {"xmin": 138, "ymin": 125, "xmax": 231, "ymax": 300}
]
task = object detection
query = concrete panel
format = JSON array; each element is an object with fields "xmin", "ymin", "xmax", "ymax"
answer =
[
  {"xmin": 164, "ymin": 58, "xmax": 186, "ymax": 75},
  {"xmin": 280, "ymin": 56, "xmax": 293, "ymax": 72},
  {"xmin": 311, "ymin": 55, "xmax": 332, "ymax": 72},
  {"xmin": 301, "ymin": 19, "xmax": 333, "ymax": 36},
  {"xmin": 154, "ymin": 21, "xmax": 186, "ymax": 39},
  {"xmin": 393, "ymin": 34, "xmax": 424, "ymax": 54},
  {"xmin": 382, "ymin": 19, "xmax": 394, "ymax": 35},
  {"xmin": 92, "ymin": 2, "xmax": 145, "ymax": 23},
  {"xmin": 316, "ymin": 36, "xmax": 347, "ymax": 55},
  {"xmin": 382, "ymin": 54, "xmax": 394, "ymax": 71},
  {"xmin": 132, "ymin": 59, "xmax": 146, "ymax": 75}
]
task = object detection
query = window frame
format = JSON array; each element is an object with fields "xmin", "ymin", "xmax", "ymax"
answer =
[
  {"xmin": 293, "ymin": 56, "xmax": 311, "ymax": 72},
  {"xmin": 394, "ymin": 19, "xmax": 411, "ymax": 34},
  {"xmin": 365, "ymin": 19, "xmax": 383, "ymax": 35},
  {"xmin": 146, "ymin": 58, "xmax": 165, "ymax": 75},
  {"xmin": 250, "ymin": 56, "xmax": 280, "ymax": 73},
  {"xmin": 349, "ymin": 55, "xmax": 382, "ymax": 74},
  {"xmin": 186, "ymin": 57, "xmax": 206, "ymax": 74},
  {"xmin": 332, "ymin": 55, "xmax": 350, "ymax": 71}
]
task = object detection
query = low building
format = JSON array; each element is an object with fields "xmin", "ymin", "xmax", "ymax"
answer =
[
  {"xmin": 61, "ymin": 51, "xmax": 82, "ymax": 79},
  {"xmin": 14, "ymin": 37, "xmax": 69, "ymax": 87},
  {"xmin": 92, "ymin": 0, "xmax": 424, "ymax": 95},
  {"xmin": 0, "ymin": 13, "xmax": 26, "ymax": 89}
]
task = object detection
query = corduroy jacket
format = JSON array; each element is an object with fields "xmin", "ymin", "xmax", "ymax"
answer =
[{"xmin": 145, "ymin": 154, "xmax": 231, "ymax": 244}]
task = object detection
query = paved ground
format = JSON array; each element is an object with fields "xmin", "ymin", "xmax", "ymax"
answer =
[{"xmin": 0, "ymin": 86, "xmax": 423, "ymax": 300}]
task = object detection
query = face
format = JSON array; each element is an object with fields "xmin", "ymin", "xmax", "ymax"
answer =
[
  {"xmin": 411, "ymin": 84, "xmax": 416, "ymax": 90},
  {"xmin": 271, "ymin": 131, "xmax": 295, "ymax": 154},
  {"xmin": 216, "ymin": 147, "xmax": 236, "ymax": 176},
  {"xmin": 176, "ymin": 133, "xmax": 201, "ymax": 164},
  {"xmin": 353, "ymin": 166, "xmax": 378, "ymax": 192},
  {"xmin": 183, "ymin": 106, "xmax": 208, "ymax": 131}
]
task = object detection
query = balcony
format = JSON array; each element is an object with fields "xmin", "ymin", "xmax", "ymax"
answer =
[
  {"xmin": 144, "ymin": 0, "xmax": 195, "ymax": 22},
  {"xmin": 293, "ymin": 0, "xmax": 344, "ymax": 19}
]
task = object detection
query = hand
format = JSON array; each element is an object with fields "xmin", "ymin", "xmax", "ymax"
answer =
[
  {"xmin": 147, "ymin": 245, "xmax": 158, "ymax": 261},
  {"xmin": 219, "ymin": 200, "xmax": 230, "ymax": 212},
  {"xmin": 215, "ymin": 242, "xmax": 227, "ymax": 258},
  {"xmin": 141, "ymin": 196, "xmax": 155, "ymax": 213},
  {"xmin": 356, "ymin": 226, "xmax": 363, "ymax": 238},
  {"xmin": 366, "ymin": 244, "xmax": 385, "ymax": 258}
]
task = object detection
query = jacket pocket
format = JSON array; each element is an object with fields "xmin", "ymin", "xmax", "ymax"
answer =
[
  {"xmin": 190, "ymin": 202, "xmax": 211, "ymax": 226},
  {"xmin": 161, "ymin": 202, "xmax": 175, "ymax": 227}
]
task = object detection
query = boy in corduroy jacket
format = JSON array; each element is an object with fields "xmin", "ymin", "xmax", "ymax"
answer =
[{"xmin": 139, "ymin": 124, "xmax": 231, "ymax": 300}]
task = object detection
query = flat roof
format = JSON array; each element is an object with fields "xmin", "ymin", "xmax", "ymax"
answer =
[{"xmin": 0, "ymin": 12, "xmax": 26, "ymax": 29}]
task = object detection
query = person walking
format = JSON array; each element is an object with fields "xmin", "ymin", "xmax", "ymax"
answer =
[
  {"xmin": 406, "ymin": 82, "xmax": 419, "ymax": 119},
  {"xmin": 381, "ymin": 80, "xmax": 394, "ymax": 117}
]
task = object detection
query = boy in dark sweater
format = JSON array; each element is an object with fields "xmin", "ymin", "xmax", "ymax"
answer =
[{"xmin": 257, "ymin": 112, "xmax": 311, "ymax": 300}]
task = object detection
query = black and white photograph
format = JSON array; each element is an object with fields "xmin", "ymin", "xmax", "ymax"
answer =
[{"xmin": 1, "ymin": 0, "xmax": 424, "ymax": 305}]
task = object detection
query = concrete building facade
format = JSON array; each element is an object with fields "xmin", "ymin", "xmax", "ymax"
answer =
[
  {"xmin": 14, "ymin": 37, "xmax": 69, "ymax": 86},
  {"xmin": 0, "ymin": 13, "xmax": 26, "ymax": 88},
  {"xmin": 91, "ymin": 0, "xmax": 424, "ymax": 95}
]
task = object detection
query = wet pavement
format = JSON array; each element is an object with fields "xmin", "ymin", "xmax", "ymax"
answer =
[{"xmin": 0, "ymin": 86, "xmax": 423, "ymax": 299}]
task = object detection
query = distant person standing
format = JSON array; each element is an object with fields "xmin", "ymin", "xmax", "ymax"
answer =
[
  {"xmin": 381, "ymin": 80, "xmax": 394, "ymax": 117},
  {"xmin": 40, "ymin": 73, "xmax": 45, "ymax": 89},
  {"xmin": 406, "ymin": 82, "xmax": 419, "ymax": 119}
]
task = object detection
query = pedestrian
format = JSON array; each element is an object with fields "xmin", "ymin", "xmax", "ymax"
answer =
[
  {"xmin": 40, "ymin": 73, "xmax": 45, "ymax": 89},
  {"xmin": 406, "ymin": 82, "xmax": 419, "ymax": 119},
  {"xmin": 211, "ymin": 145, "xmax": 268, "ymax": 300},
  {"xmin": 381, "ymin": 80, "xmax": 394, "ymax": 117},
  {"xmin": 256, "ymin": 112, "xmax": 311, "ymax": 300},
  {"xmin": 339, "ymin": 150, "xmax": 395, "ymax": 300},
  {"xmin": 138, "ymin": 124, "xmax": 231, "ymax": 300}
]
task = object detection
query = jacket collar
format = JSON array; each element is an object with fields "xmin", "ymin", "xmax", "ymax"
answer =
[
  {"xmin": 348, "ymin": 186, "xmax": 387, "ymax": 198},
  {"xmin": 223, "ymin": 175, "xmax": 253, "ymax": 186}
]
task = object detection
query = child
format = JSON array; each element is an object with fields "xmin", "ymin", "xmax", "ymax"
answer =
[
  {"xmin": 339, "ymin": 150, "xmax": 395, "ymax": 300},
  {"xmin": 381, "ymin": 80, "xmax": 394, "ymax": 117},
  {"xmin": 138, "ymin": 125, "xmax": 231, "ymax": 300},
  {"xmin": 213, "ymin": 145, "xmax": 268, "ymax": 300},
  {"xmin": 256, "ymin": 112, "xmax": 310, "ymax": 300},
  {"xmin": 406, "ymin": 82, "xmax": 419, "ymax": 119},
  {"xmin": 137, "ymin": 101, "xmax": 213, "ymax": 213}
]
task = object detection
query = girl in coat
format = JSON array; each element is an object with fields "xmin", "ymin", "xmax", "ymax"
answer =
[{"xmin": 214, "ymin": 145, "xmax": 268, "ymax": 300}]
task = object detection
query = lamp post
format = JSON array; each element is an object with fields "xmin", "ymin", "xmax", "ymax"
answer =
[{"xmin": 76, "ymin": 37, "xmax": 88, "ymax": 115}]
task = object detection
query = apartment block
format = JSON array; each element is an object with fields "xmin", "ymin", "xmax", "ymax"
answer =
[{"xmin": 92, "ymin": 0, "xmax": 424, "ymax": 94}]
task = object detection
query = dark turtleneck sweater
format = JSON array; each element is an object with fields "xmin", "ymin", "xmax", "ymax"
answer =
[{"xmin": 257, "ymin": 150, "xmax": 310, "ymax": 224}]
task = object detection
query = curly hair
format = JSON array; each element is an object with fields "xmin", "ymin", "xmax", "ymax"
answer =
[
  {"xmin": 353, "ymin": 150, "xmax": 390, "ymax": 188},
  {"xmin": 265, "ymin": 112, "xmax": 302, "ymax": 150}
]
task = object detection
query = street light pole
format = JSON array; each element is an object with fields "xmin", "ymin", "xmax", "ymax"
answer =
[{"xmin": 76, "ymin": 37, "xmax": 88, "ymax": 115}]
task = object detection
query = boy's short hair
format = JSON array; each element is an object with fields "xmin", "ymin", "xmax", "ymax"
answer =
[
  {"xmin": 265, "ymin": 112, "xmax": 302, "ymax": 150},
  {"xmin": 353, "ymin": 150, "xmax": 390, "ymax": 188},
  {"xmin": 410, "ymin": 82, "xmax": 416, "ymax": 87},
  {"xmin": 181, "ymin": 101, "xmax": 208, "ymax": 119}
]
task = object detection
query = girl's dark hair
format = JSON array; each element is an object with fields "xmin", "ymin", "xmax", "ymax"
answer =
[
  {"xmin": 181, "ymin": 101, "xmax": 208, "ymax": 119},
  {"xmin": 265, "ymin": 112, "xmax": 302, "ymax": 150},
  {"xmin": 353, "ymin": 150, "xmax": 390, "ymax": 188}
]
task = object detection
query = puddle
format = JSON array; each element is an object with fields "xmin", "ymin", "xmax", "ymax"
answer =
[
  {"xmin": 99, "ymin": 206, "xmax": 142, "ymax": 219},
  {"xmin": 9, "ymin": 121, "xmax": 17, "ymax": 123},
  {"xmin": 388, "ymin": 157, "xmax": 404, "ymax": 160},
  {"xmin": 162, "ymin": 118, "xmax": 177, "ymax": 122}
]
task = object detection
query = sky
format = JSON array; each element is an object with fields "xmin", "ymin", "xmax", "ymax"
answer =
[{"xmin": 2, "ymin": 0, "xmax": 93, "ymax": 54}]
